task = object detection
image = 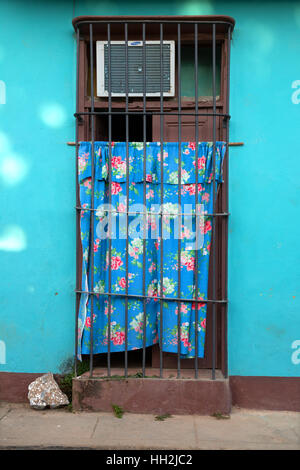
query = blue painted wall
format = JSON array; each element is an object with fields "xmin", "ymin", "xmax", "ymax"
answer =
[{"xmin": 0, "ymin": 0, "xmax": 299, "ymax": 376}]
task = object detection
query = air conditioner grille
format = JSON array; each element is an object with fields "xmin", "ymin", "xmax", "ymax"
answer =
[{"xmin": 103, "ymin": 44, "xmax": 172, "ymax": 95}]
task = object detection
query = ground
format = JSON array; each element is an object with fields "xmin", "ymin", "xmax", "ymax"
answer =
[{"xmin": 0, "ymin": 402, "xmax": 299, "ymax": 450}]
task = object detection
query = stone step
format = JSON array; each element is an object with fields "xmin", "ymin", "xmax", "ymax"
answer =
[{"xmin": 72, "ymin": 368, "xmax": 231, "ymax": 415}]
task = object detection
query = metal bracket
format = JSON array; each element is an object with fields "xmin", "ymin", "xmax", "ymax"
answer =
[
  {"xmin": 222, "ymin": 114, "xmax": 231, "ymax": 128},
  {"xmin": 74, "ymin": 112, "xmax": 84, "ymax": 124}
]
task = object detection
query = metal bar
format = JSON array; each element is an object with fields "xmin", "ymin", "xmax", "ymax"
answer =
[
  {"xmin": 75, "ymin": 207, "xmax": 230, "ymax": 217},
  {"xmin": 73, "ymin": 18, "xmax": 233, "ymax": 380},
  {"xmin": 159, "ymin": 23, "xmax": 164, "ymax": 378},
  {"xmin": 76, "ymin": 290, "xmax": 228, "ymax": 304},
  {"xmin": 124, "ymin": 22, "xmax": 129, "ymax": 378},
  {"xmin": 69, "ymin": 141, "xmax": 243, "ymax": 147},
  {"xmin": 89, "ymin": 23, "xmax": 95, "ymax": 378},
  {"xmin": 142, "ymin": 23, "xmax": 147, "ymax": 377},
  {"xmin": 223, "ymin": 26, "xmax": 232, "ymax": 379},
  {"xmin": 212, "ymin": 23, "xmax": 216, "ymax": 380},
  {"xmin": 194, "ymin": 23, "xmax": 199, "ymax": 379},
  {"xmin": 75, "ymin": 20, "xmax": 234, "ymax": 26},
  {"xmin": 74, "ymin": 27, "xmax": 80, "ymax": 378},
  {"xmin": 177, "ymin": 23, "xmax": 181, "ymax": 379},
  {"xmin": 107, "ymin": 23, "xmax": 112, "ymax": 377},
  {"xmin": 75, "ymin": 111, "xmax": 230, "ymax": 117}
]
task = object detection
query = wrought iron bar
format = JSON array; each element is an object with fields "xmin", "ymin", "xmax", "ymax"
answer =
[
  {"xmin": 212, "ymin": 23, "xmax": 216, "ymax": 380},
  {"xmin": 177, "ymin": 23, "xmax": 181, "ymax": 379},
  {"xmin": 223, "ymin": 25, "xmax": 232, "ymax": 379},
  {"xmin": 159, "ymin": 23, "xmax": 164, "ymax": 378},
  {"xmin": 194, "ymin": 23, "xmax": 199, "ymax": 379},
  {"xmin": 75, "ymin": 19, "xmax": 234, "ymax": 25},
  {"xmin": 124, "ymin": 23, "xmax": 129, "ymax": 378},
  {"xmin": 76, "ymin": 290, "xmax": 227, "ymax": 304},
  {"xmin": 142, "ymin": 23, "xmax": 147, "ymax": 377},
  {"xmin": 74, "ymin": 26, "xmax": 80, "ymax": 378},
  {"xmin": 75, "ymin": 207, "xmax": 230, "ymax": 217},
  {"xmin": 89, "ymin": 23, "xmax": 95, "ymax": 378},
  {"xmin": 75, "ymin": 111, "xmax": 230, "ymax": 117},
  {"xmin": 107, "ymin": 23, "xmax": 112, "ymax": 377},
  {"xmin": 74, "ymin": 18, "xmax": 233, "ymax": 381}
]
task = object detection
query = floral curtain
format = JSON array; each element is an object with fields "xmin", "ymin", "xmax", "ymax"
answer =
[{"xmin": 77, "ymin": 141, "xmax": 226, "ymax": 360}]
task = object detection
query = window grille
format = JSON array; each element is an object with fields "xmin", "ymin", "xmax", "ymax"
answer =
[{"xmin": 73, "ymin": 16, "xmax": 234, "ymax": 380}]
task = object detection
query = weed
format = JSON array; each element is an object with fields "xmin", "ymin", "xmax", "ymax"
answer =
[
  {"xmin": 59, "ymin": 359, "xmax": 90, "ymax": 405},
  {"xmin": 155, "ymin": 413, "xmax": 172, "ymax": 421},
  {"xmin": 112, "ymin": 404, "xmax": 124, "ymax": 418},
  {"xmin": 211, "ymin": 412, "xmax": 230, "ymax": 420}
]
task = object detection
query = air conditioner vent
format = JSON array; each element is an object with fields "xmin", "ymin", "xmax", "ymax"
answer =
[{"xmin": 96, "ymin": 41, "xmax": 175, "ymax": 97}]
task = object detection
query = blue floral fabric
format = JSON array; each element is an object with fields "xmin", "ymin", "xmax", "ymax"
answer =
[{"xmin": 77, "ymin": 141, "xmax": 226, "ymax": 360}]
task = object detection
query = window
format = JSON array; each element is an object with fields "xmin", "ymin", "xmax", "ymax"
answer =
[{"xmin": 73, "ymin": 15, "xmax": 234, "ymax": 380}]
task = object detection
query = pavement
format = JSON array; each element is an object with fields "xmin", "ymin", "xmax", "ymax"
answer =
[{"xmin": 0, "ymin": 402, "xmax": 299, "ymax": 450}]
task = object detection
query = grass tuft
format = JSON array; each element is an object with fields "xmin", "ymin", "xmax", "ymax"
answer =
[
  {"xmin": 211, "ymin": 412, "xmax": 230, "ymax": 420},
  {"xmin": 155, "ymin": 413, "xmax": 172, "ymax": 421},
  {"xmin": 112, "ymin": 404, "xmax": 124, "ymax": 418}
]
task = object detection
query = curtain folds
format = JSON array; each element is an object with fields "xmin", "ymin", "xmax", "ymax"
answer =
[{"xmin": 77, "ymin": 141, "xmax": 226, "ymax": 360}]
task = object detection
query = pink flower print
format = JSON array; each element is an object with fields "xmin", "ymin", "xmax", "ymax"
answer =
[
  {"xmin": 104, "ymin": 302, "xmax": 113, "ymax": 316},
  {"xmin": 118, "ymin": 203, "xmax": 126, "ymax": 213},
  {"xmin": 148, "ymin": 262, "xmax": 156, "ymax": 273},
  {"xmin": 192, "ymin": 298, "xmax": 206, "ymax": 310},
  {"xmin": 84, "ymin": 179, "xmax": 91, "ymax": 189},
  {"xmin": 81, "ymin": 203, "xmax": 88, "ymax": 218},
  {"xmin": 181, "ymin": 186, "xmax": 187, "ymax": 196},
  {"xmin": 149, "ymin": 218, "xmax": 157, "ymax": 231},
  {"xmin": 181, "ymin": 226, "xmax": 191, "ymax": 239},
  {"xmin": 146, "ymin": 189, "xmax": 154, "ymax": 199},
  {"xmin": 200, "ymin": 219, "xmax": 212, "ymax": 235},
  {"xmin": 111, "ymin": 156, "xmax": 123, "ymax": 168},
  {"xmin": 85, "ymin": 314, "xmax": 96, "ymax": 328},
  {"xmin": 112, "ymin": 331, "xmax": 125, "ymax": 346},
  {"xmin": 119, "ymin": 277, "xmax": 126, "ymax": 288},
  {"xmin": 186, "ymin": 258, "xmax": 195, "ymax": 271},
  {"xmin": 78, "ymin": 156, "xmax": 87, "ymax": 172},
  {"xmin": 202, "ymin": 192, "xmax": 210, "ymax": 202},
  {"xmin": 188, "ymin": 142, "xmax": 196, "ymax": 151},
  {"xmin": 111, "ymin": 256, "xmax": 123, "ymax": 270},
  {"xmin": 111, "ymin": 182, "xmax": 122, "ymax": 195},
  {"xmin": 154, "ymin": 237, "xmax": 161, "ymax": 250},
  {"xmin": 193, "ymin": 156, "xmax": 206, "ymax": 170},
  {"xmin": 146, "ymin": 174, "xmax": 152, "ymax": 182},
  {"xmin": 175, "ymin": 303, "xmax": 188, "ymax": 315},
  {"xmin": 201, "ymin": 318, "xmax": 206, "ymax": 329},
  {"xmin": 186, "ymin": 184, "xmax": 196, "ymax": 196}
]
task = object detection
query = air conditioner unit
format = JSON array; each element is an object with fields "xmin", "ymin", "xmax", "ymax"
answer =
[{"xmin": 96, "ymin": 40, "xmax": 175, "ymax": 97}]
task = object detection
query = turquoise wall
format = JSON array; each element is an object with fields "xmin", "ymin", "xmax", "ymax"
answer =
[{"xmin": 0, "ymin": 0, "xmax": 299, "ymax": 376}]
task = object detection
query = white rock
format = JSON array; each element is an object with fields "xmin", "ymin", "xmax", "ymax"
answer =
[{"xmin": 28, "ymin": 372, "xmax": 69, "ymax": 410}]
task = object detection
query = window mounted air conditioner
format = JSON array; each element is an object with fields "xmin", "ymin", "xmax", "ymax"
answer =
[{"xmin": 96, "ymin": 40, "xmax": 175, "ymax": 97}]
